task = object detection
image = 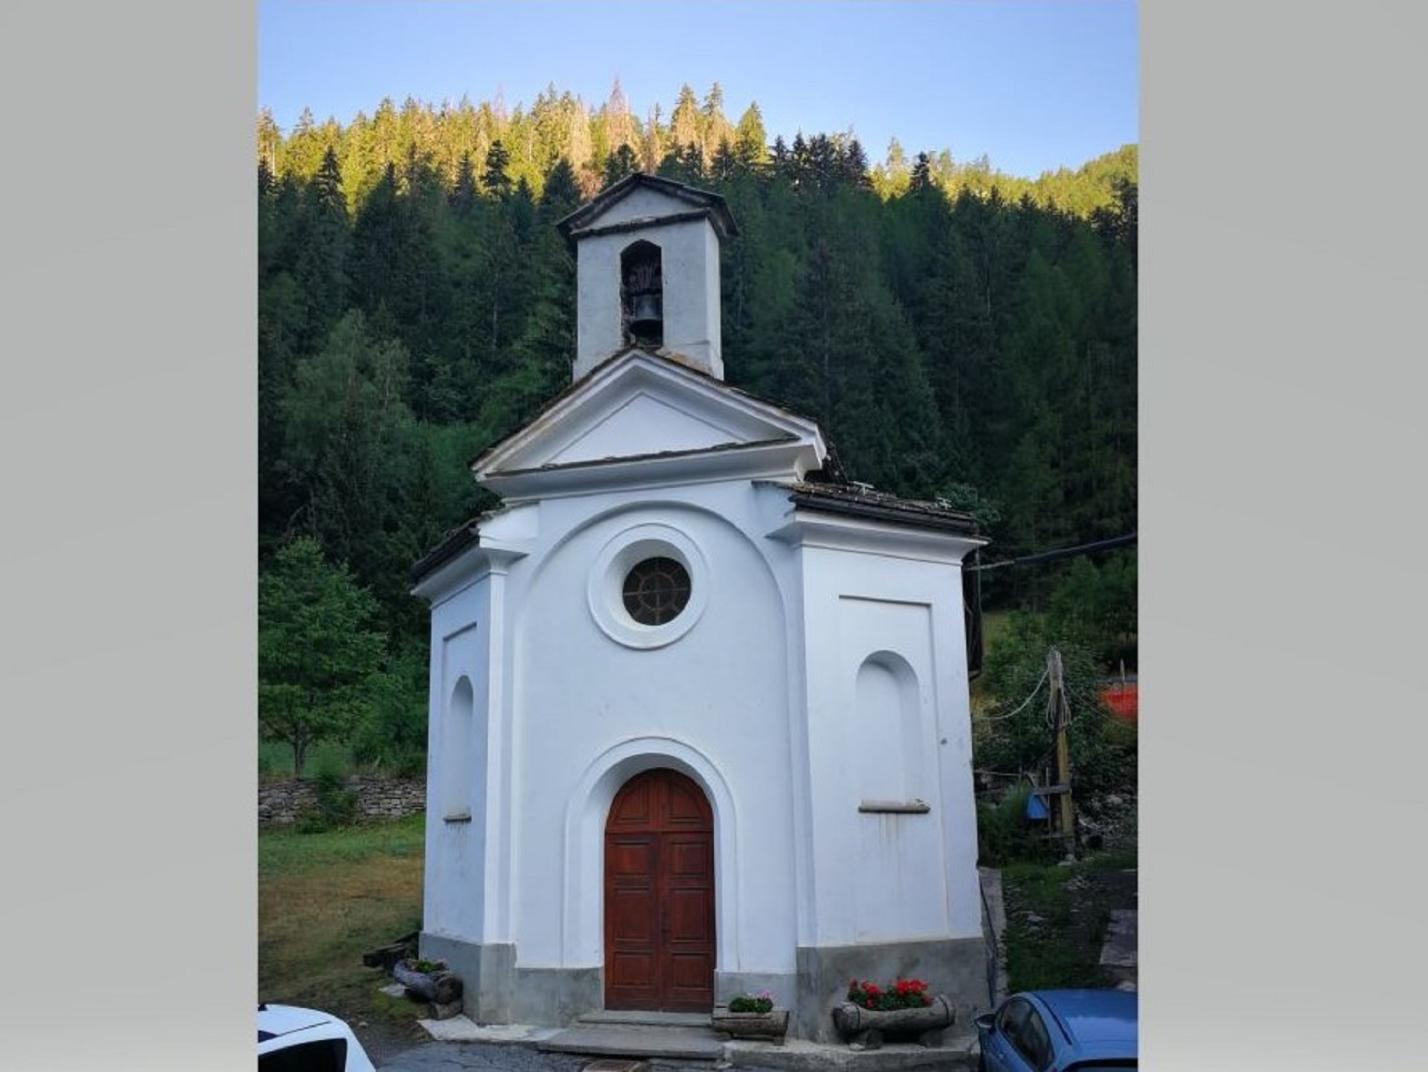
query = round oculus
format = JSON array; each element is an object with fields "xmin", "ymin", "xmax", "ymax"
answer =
[{"xmin": 621, "ymin": 556, "xmax": 692, "ymax": 626}]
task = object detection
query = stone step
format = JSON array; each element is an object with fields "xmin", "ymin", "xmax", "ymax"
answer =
[
  {"xmin": 725, "ymin": 1035, "xmax": 981, "ymax": 1071},
  {"xmin": 538, "ymin": 1024, "xmax": 725, "ymax": 1062},
  {"xmin": 577, "ymin": 1010, "xmax": 713, "ymax": 1028}
]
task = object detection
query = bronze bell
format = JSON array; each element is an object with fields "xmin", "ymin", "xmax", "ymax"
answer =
[{"xmin": 627, "ymin": 291, "xmax": 663, "ymax": 341}]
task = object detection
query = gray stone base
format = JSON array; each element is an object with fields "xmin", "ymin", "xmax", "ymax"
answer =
[
  {"xmin": 419, "ymin": 933, "xmax": 602, "ymax": 1027},
  {"xmin": 716, "ymin": 970, "xmax": 798, "ymax": 1011},
  {"xmin": 418, "ymin": 932, "xmax": 987, "ymax": 1044},
  {"xmin": 510, "ymin": 965, "xmax": 603, "ymax": 1026},
  {"xmin": 794, "ymin": 937, "xmax": 989, "ymax": 1043},
  {"xmin": 419, "ymin": 934, "xmax": 515, "ymax": 1023}
]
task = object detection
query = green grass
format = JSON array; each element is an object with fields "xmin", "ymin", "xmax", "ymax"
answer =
[
  {"xmin": 260, "ymin": 814, "xmax": 428, "ymax": 1044},
  {"xmin": 260, "ymin": 811, "xmax": 426, "ymax": 875},
  {"xmin": 1001, "ymin": 849, "xmax": 1137, "ymax": 993}
]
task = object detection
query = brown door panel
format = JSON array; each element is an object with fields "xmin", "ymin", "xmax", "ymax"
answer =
[{"xmin": 604, "ymin": 769, "xmax": 715, "ymax": 1011}]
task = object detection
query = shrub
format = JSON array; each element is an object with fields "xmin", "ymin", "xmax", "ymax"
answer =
[
  {"xmin": 296, "ymin": 762, "xmax": 360, "ymax": 833},
  {"xmin": 977, "ymin": 784, "xmax": 1058, "ymax": 867},
  {"xmin": 728, "ymin": 991, "xmax": 774, "ymax": 1014}
]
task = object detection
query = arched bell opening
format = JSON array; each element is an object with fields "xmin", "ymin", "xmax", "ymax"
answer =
[{"xmin": 620, "ymin": 240, "xmax": 663, "ymax": 348}]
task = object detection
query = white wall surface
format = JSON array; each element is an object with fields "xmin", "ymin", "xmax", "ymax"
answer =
[
  {"xmin": 506, "ymin": 484, "xmax": 798, "ymax": 974},
  {"xmin": 793, "ymin": 532, "xmax": 983, "ymax": 948}
]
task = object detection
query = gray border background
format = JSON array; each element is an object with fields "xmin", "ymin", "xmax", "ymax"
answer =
[
  {"xmin": 2, "ymin": 1, "xmax": 1427, "ymax": 1068},
  {"xmin": 1, "ymin": 1, "xmax": 256, "ymax": 1069}
]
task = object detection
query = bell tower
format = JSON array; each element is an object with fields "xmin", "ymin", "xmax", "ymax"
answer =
[{"xmin": 557, "ymin": 173, "xmax": 739, "ymax": 381}]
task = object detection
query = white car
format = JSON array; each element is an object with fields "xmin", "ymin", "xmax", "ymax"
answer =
[{"xmin": 258, "ymin": 1003, "xmax": 377, "ymax": 1071}]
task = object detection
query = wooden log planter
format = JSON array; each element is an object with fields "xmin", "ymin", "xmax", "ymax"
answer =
[
  {"xmin": 832, "ymin": 994, "xmax": 955, "ymax": 1050},
  {"xmin": 712, "ymin": 1004, "xmax": 790, "ymax": 1043},
  {"xmin": 392, "ymin": 958, "xmax": 463, "ymax": 1018}
]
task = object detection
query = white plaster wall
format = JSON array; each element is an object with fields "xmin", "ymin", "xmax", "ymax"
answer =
[
  {"xmin": 424, "ymin": 583, "xmax": 492, "ymax": 943},
  {"xmin": 797, "ymin": 545, "xmax": 982, "ymax": 947},
  {"xmin": 502, "ymin": 482, "xmax": 798, "ymax": 977},
  {"xmin": 421, "ymin": 470, "xmax": 982, "ymax": 985},
  {"xmin": 574, "ymin": 218, "xmax": 723, "ymax": 380}
]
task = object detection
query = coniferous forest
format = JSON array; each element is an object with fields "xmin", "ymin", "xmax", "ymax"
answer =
[{"xmin": 258, "ymin": 83, "xmax": 1137, "ymax": 776}]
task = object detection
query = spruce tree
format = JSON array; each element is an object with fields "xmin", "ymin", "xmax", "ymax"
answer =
[
  {"xmin": 670, "ymin": 84, "xmax": 701, "ymax": 152},
  {"xmin": 451, "ymin": 152, "xmax": 477, "ymax": 212},
  {"xmin": 733, "ymin": 103, "xmax": 768, "ymax": 166},
  {"xmin": 602, "ymin": 144, "xmax": 639, "ymax": 189},
  {"xmin": 483, "ymin": 139, "xmax": 513, "ymax": 198}
]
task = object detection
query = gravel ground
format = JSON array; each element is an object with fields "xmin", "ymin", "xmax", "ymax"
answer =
[{"xmin": 376, "ymin": 1041, "xmax": 630, "ymax": 1070}]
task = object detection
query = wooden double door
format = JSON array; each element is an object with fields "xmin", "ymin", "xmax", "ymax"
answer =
[{"xmin": 603, "ymin": 768, "xmax": 716, "ymax": 1012}]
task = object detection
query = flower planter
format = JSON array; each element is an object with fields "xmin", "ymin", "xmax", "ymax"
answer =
[
  {"xmin": 832, "ymin": 994, "xmax": 955, "ymax": 1050},
  {"xmin": 713, "ymin": 1003, "xmax": 789, "ymax": 1043},
  {"xmin": 392, "ymin": 958, "xmax": 463, "ymax": 1008}
]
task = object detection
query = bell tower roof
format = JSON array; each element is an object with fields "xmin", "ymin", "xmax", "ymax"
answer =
[{"xmin": 555, "ymin": 172, "xmax": 739, "ymax": 242}]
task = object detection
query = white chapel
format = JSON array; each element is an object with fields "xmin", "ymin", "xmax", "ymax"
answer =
[{"xmin": 410, "ymin": 173, "xmax": 990, "ymax": 1041}]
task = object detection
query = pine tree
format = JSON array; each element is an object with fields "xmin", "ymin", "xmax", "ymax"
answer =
[
  {"xmin": 291, "ymin": 147, "xmax": 350, "ymax": 351},
  {"xmin": 910, "ymin": 151, "xmax": 935, "ymax": 193},
  {"xmin": 670, "ymin": 84, "xmax": 701, "ymax": 152},
  {"xmin": 602, "ymin": 144, "xmax": 639, "ymax": 189},
  {"xmin": 483, "ymin": 139, "xmax": 513, "ymax": 198},
  {"xmin": 641, "ymin": 104, "xmax": 665, "ymax": 172},
  {"xmin": 843, "ymin": 138, "xmax": 871, "ymax": 187},
  {"xmin": 541, "ymin": 158, "xmax": 582, "ymax": 217},
  {"xmin": 605, "ymin": 76, "xmax": 634, "ymax": 150},
  {"xmin": 566, "ymin": 99, "xmax": 593, "ymax": 173},
  {"xmin": 770, "ymin": 135, "xmax": 790, "ymax": 174},
  {"xmin": 710, "ymin": 140, "xmax": 737, "ymax": 184},
  {"xmin": 733, "ymin": 102, "xmax": 768, "ymax": 166},
  {"xmin": 257, "ymin": 108, "xmax": 281, "ymax": 175},
  {"xmin": 450, "ymin": 152, "xmax": 477, "ymax": 212},
  {"xmin": 701, "ymin": 82, "xmax": 733, "ymax": 166}
]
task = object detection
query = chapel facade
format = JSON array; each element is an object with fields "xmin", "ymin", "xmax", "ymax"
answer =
[{"xmin": 411, "ymin": 174, "xmax": 990, "ymax": 1041}]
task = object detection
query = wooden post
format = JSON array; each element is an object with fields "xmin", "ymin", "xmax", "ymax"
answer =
[{"xmin": 1049, "ymin": 648, "xmax": 1076, "ymax": 853}]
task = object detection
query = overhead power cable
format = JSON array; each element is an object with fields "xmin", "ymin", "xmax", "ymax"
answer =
[{"xmin": 968, "ymin": 532, "xmax": 1137, "ymax": 573}]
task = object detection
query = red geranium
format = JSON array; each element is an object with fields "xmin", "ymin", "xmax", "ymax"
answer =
[{"xmin": 846, "ymin": 977, "xmax": 933, "ymax": 1011}]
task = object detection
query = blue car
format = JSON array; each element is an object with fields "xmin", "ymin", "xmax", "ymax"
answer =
[{"xmin": 975, "ymin": 989, "xmax": 1137, "ymax": 1071}]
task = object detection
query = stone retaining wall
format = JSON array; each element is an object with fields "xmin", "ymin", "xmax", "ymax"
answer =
[{"xmin": 259, "ymin": 776, "xmax": 426, "ymax": 825}]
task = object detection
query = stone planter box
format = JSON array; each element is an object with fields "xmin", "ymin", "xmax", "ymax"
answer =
[
  {"xmin": 832, "ymin": 994, "xmax": 955, "ymax": 1050},
  {"xmin": 713, "ymin": 1004, "xmax": 789, "ymax": 1043},
  {"xmin": 392, "ymin": 958, "xmax": 463, "ymax": 1018}
]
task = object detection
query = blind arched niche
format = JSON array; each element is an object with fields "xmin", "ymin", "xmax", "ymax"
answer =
[
  {"xmin": 444, "ymin": 676, "xmax": 480, "ymax": 818},
  {"xmin": 854, "ymin": 651, "xmax": 925, "ymax": 804}
]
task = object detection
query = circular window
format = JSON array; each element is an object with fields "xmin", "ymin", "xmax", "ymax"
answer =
[
  {"xmin": 622, "ymin": 557, "xmax": 691, "ymax": 625},
  {"xmin": 588, "ymin": 523, "xmax": 709, "ymax": 649}
]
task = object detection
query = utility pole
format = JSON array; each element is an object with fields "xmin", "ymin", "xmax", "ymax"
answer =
[{"xmin": 1048, "ymin": 647, "xmax": 1076, "ymax": 856}]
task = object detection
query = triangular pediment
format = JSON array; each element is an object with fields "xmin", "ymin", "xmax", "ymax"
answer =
[
  {"xmin": 472, "ymin": 350, "xmax": 826, "ymax": 499},
  {"xmin": 556, "ymin": 172, "xmax": 738, "ymax": 240}
]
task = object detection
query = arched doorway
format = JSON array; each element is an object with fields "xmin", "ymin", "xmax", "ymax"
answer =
[{"xmin": 604, "ymin": 767, "xmax": 715, "ymax": 1011}]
